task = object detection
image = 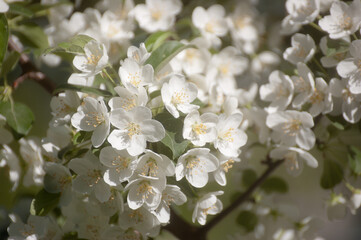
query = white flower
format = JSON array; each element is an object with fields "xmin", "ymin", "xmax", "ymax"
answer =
[
  {"xmin": 266, "ymin": 110, "xmax": 315, "ymax": 150},
  {"xmin": 214, "ymin": 113, "xmax": 247, "ymax": 157},
  {"xmin": 192, "ymin": 5, "xmax": 228, "ymax": 48},
  {"xmin": 307, "ymin": 77, "xmax": 333, "ymax": 117},
  {"xmin": 291, "ymin": 63, "xmax": 316, "ymax": 108},
  {"xmin": 68, "ymin": 153, "xmax": 111, "ymax": 203},
  {"xmin": 98, "ymin": 11, "xmax": 134, "ymax": 43},
  {"xmin": 108, "ymin": 106, "xmax": 165, "ymax": 156},
  {"xmin": 127, "ymin": 43, "xmax": 150, "ymax": 65},
  {"xmin": 336, "ymin": 40, "xmax": 361, "ymax": 94},
  {"xmin": 71, "ymin": 97, "xmax": 110, "ymax": 148},
  {"xmin": 273, "ymin": 229, "xmax": 296, "ymax": 240},
  {"xmin": 207, "ymin": 46, "xmax": 248, "ymax": 94},
  {"xmin": 118, "ymin": 205, "xmax": 160, "ymax": 237},
  {"xmin": 108, "ymin": 86, "xmax": 148, "ymax": 111},
  {"xmin": 132, "ymin": 0, "xmax": 182, "ymax": 33},
  {"xmin": 99, "ymin": 146, "xmax": 138, "ymax": 185},
  {"xmin": 175, "ymin": 148, "xmax": 219, "ymax": 188},
  {"xmin": 286, "ymin": 0, "xmax": 320, "ymax": 24},
  {"xmin": 192, "ymin": 191, "xmax": 224, "ymax": 225},
  {"xmin": 73, "ymin": 40, "xmax": 109, "ymax": 76},
  {"xmin": 183, "ymin": 110, "xmax": 218, "ymax": 146},
  {"xmin": 320, "ymin": 0, "xmax": 340, "ymax": 13},
  {"xmin": 283, "ymin": 33, "xmax": 316, "ymax": 64},
  {"xmin": 153, "ymin": 185, "xmax": 187, "ymax": 223},
  {"xmin": 7, "ymin": 215, "xmax": 48, "ymax": 240},
  {"xmin": 349, "ymin": 189, "xmax": 361, "ymax": 214},
  {"xmin": 0, "ymin": 114, "xmax": 13, "ymax": 144},
  {"xmin": 213, "ymin": 153, "xmax": 240, "ymax": 186},
  {"xmin": 50, "ymin": 90, "xmax": 80, "ymax": 126},
  {"xmin": 320, "ymin": 36, "xmax": 349, "ymax": 68},
  {"xmin": 44, "ymin": 162, "xmax": 72, "ymax": 206},
  {"xmin": 319, "ymin": 0, "xmax": 361, "ymax": 39},
  {"xmin": 125, "ymin": 175, "xmax": 166, "ymax": 210},
  {"xmin": 270, "ymin": 146, "xmax": 318, "ymax": 177},
  {"xmin": 134, "ymin": 150, "xmax": 175, "ymax": 179},
  {"xmin": 161, "ymin": 75, "xmax": 199, "ymax": 118},
  {"xmin": 251, "ymin": 51, "xmax": 280, "ymax": 74},
  {"xmin": 281, "ymin": 15, "xmax": 302, "ymax": 35},
  {"xmin": 260, "ymin": 70, "xmax": 294, "ymax": 113},
  {"xmin": 42, "ymin": 125, "xmax": 72, "ymax": 162},
  {"xmin": 329, "ymin": 78, "xmax": 361, "ymax": 123},
  {"xmin": 19, "ymin": 137, "xmax": 45, "ymax": 187},
  {"xmin": 119, "ymin": 58, "xmax": 154, "ymax": 94},
  {"xmin": 0, "ymin": 145, "xmax": 20, "ymax": 191}
]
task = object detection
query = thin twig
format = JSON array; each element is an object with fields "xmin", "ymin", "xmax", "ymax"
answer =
[{"xmin": 7, "ymin": 38, "xmax": 56, "ymax": 94}]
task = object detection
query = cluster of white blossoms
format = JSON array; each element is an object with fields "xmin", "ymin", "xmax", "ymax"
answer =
[{"xmin": 2, "ymin": 0, "xmax": 361, "ymax": 239}]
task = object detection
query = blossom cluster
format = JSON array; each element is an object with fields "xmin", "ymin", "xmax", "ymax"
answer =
[{"xmin": 1, "ymin": 0, "xmax": 361, "ymax": 240}]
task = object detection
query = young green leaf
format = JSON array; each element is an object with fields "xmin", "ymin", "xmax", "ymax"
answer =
[
  {"xmin": 260, "ymin": 176, "xmax": 288, "ymax": 194},
  {"xmin": 161, "ymin": 131, "xmax": 189, "ymax": 160},
  {"xmin": 12, "ymin": 23, "xmax": 49, "ymax": 50},
  {"xmin": 30, "ymin": 189, "xmax": 61, "ymax": 216},
  {"xmin": 44, "ymin": 34, "xmax": 95, "ymax": 55},
  {"xmin": 0, "ymin": 100, "xmax": 34, "ymax": 135},
  {"xmin": 348, "ymin": 146, "xmax": 361, "ymax": 175},
  {"xmin": 236, "ymin": 210, "xmax": 258, "ymax": 232},
  {"xmin": 320, "ymin": 159, "xmax": 343, "ymax": 189},
  {"xmin": 0, "ymin": 14, "xmax": 9, "ymax": 65},
  {"xmin": 145, "ymin": 31, "xmax": 176, "ymax": 52},
  {"xmin": 144, "ymin": 40, "xmax": 195, "ymax": 73},
  {"xmin": 0, "ymin": 51, "xmax": 20, "ymax": 78},
  {"xmin": 8, "ymin": 3, "xmax": 34, "ymax": 17}
]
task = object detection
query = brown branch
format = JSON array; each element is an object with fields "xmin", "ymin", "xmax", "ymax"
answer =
[
  {"xmin": 194, "ymin": 159, "xmax": 284, "ymax": 239},
  {"xmin": 7, "ymin": 38, "xmax": 56, "ymax": 94}
]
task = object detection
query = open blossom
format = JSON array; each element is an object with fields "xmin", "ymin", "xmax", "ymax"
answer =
[
  {"xmin": 127, "ymin": 42, "xmax": 150, "ymax": 65},
  {"xmin": 73, "ymin": 40, "xmax": 109, "ymax": 76},
  {"xmin": 307, "ymin": 77, "xmax": 333, "ymax": 117},
  {"xmin": 71, "ymin": 97, "xmax": 110, "ymax": 148},
  {"xmin": 259, "ymin": 70, "xmax": 294, "ymax": 113},
  {"xmin": 192, "ymin": 4, "xmax": 228, "ymax": 48},
  {"xmin": 108, "ymin": 106, "xmax": 165, "ymax": 156},
  {"xmin": 153, "ymin": 185, "xmax": 187, "ymax": 223},
  {"xmin": 214, "ymin": 113, "xmax": 247, "ymax": 157},
  {"xmin": 134, "ymin": 150, "xmax": 175, "ymax": 179},
  {"xmin": 69, "ymin": 153, "xmax": 111, "ymax": 203},
  {"xmin": 320, "ymin": 36, "xmax": 349, "ymax": 68},
  {"xmin": 108, "ymin": 86, "xmax": 148, "ymax": 111},
  {"xmin": 7, "ymin": 215, "xmax": 48, "ymax": 240},
  {"xmin": 119, "ymin": 58, "xmax": 154, "ymax": 94},
  {"xmin": 213, "ymin": 153, "xmax": 240, "ymax": 186},
  {"xmin": 175, "ymin": 148, "xmax": 219, "ymax": 188},
  {"xmin": 50, "ymin": 90, "xmax": 80, "ymax": 126},
  {"xmin": 270, "ymin": 146, "xmax": 318, "ymax": 177},
  {"xmin": 132, "ymin": 0, "xmax": 182, "ymax": 33},
  {"xmin": 319, "ymin": 0, "xmax": 361, "ymax": 39},
  {"xmin": 161, "ymin": 75, "xmax": 199, "ymax": 118},
  {"xmin": 266, "ymin": 110, "xmax": 315, "ymax": 150},
  {"xmin": 192, "ymin": 191, "xmax": 224, "ymax": 225},
  {"xmin": 291, "ymin": 63, "xmax": 316, "ymax": 108},
  {"xmin": 329, "ymin": 78, "xmax": 361, "ymax": 123},
  {"xmin": 98, "ymin": 11, "xmax": 134, "ymax": 43},
  {"xmin": 125, "ymin": 175, "xmax": 166, "ymax": 210},
  {"xmin": 99, "ymin": 146, "xmax": 138, "ymax": 185},
  {"xmin": 285, "ymin": 0, "xmax": 320, "ymax": 24},
  {"xmin": 183, "ymin": 110, "xmax": 218, "ymax": 146},
  {"xmin": 0, "ymin": 145, "xmax": 21, "ymax": 191},
  {"xmin": 336, "ymin": 40, "xmax": 361, "ymax": 94},
  {"xmin": 283, "ymin": 33, "xmax": 316, "ymax": 64}
]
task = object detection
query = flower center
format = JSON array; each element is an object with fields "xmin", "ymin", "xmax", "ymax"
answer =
[
  {"xmin": 87, "ymin": 54, "xmax": 101, "ymax": 65},
  {"xmin": 171, "ymin": 90, "xmax": 188, "ymax": 105},
  {"xmin": 120, "ymin": 96, "xmax": 137, "ymax": 111},
  {"xmin": 112, "ymin": 155, "xmax": 131, "ymax": 172},
  {"xmin": 129, "ymin": 210, "xmax": 144, "ymax": 223},
  {"xmin": 192, "ymin": 123, "xmax": 207, "ymax": 135},
  {"xmin": 340, "ymin": 14, "xmax": 352, "ymax": 30},
  {"xmin": 128, "ymin": 72, "xmax": 141, "ymax": 88},
  {"xmin": 85, "ymin": 112, "xmax": 105, "ymax": 128},
  {"xmin": 137, "ymin": 181, "xmax": 154, "ymax": 199},
  {"xmin": 87, "ymin": 169, "xmax": 102, "ymax": 186},
  {"xmin": 186, "ymin": 156, "xmax": 201, "ymax": 170},
  {"xmin": 126, "ymin": 122, "xmax": 140, "ymax": 138},
  {"xmin": 222, "ymin": 159, "xmax": 235, "ymax": 172},
  {"xmin": 141, "ymin": 158, "xmax": 159, "ymax": 177},
  {"xmin": 151, "ymin": 10, "xmax": 162, "ymax": 20},
  {"xmin": 282, "ymin": 119, "xmax": 301, "ymax": 136},
  {"xmin": 309, "ymin": 88, "xmax": 324, "ymax": 104},
  {"xmin": 220, "ymin": 128, "xmax": 235, "ymax": 142}
]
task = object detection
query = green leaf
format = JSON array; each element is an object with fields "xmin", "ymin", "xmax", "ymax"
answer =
[
  {"xmin": 325, "ymin": 38, "xmax": 349, "ymax": 58},
  {"xmin": 0, "ymin": 14, "xmax": 9, "ymax": 65},
  {"xmin": 260, "ymin": 176, "xmax": 288, "ymax": 194},
  {"xmin": 161, "ymin": 131, "xmax": 189, "ymax": 160},
  {"xmin": 191, "ymin": 98, "xmax": 206, "ymax": 108},
  {"xmin": 54, "ymin": 83, "xmax": 114, "ymax": 97},
  {"xmin": 0, "ymin": 100, "xmax": 34, "ymax": 135},
  {"xmin": 348, "ymin": 146, "xmax": 361, "ymax": 175},
  {"xmin": 44, "ymin": 34, "xmax": 94, "ymax": 55},
  {"xmin": 242, "ymin": 169, "xmax": 257, "ymax": 188},
  {"xmin": 30, "ymin": 189, "xmax": 61, "ymax": 216},
  {"xmin": 320, "ymin": 159, "xmax": 343, "ymax": 189},
  {"xmin": 149, "ymin": 90, "xmax": 161, "ymax": 99},
  {"xmin": 13, "ymin": 23, "xmax": 49, "ymax": 50},
  {"xmin": 144, "ymin": 41, "xmax": 195, "ymax": 73},
  {"xmin": 0, "ymin": 51, "xmax": 20, "ymax": 77},
  {"xmin": 72, "ymin": 131, "xmax": 92, "ymax": 145},
  {"xmin": 8, "ymin": 3, "xmax": 34, "ymax": 17},
  {"xmin": 28, "ymin": 1, "xmax": 72, "ymax": 14},
  {"xmin": 236, "ymin": 210, "xmax": 258, "ymax": 232},
  {"xmin": 145, "ymin": 31, "xmax": 176, "ymax": 52}
]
